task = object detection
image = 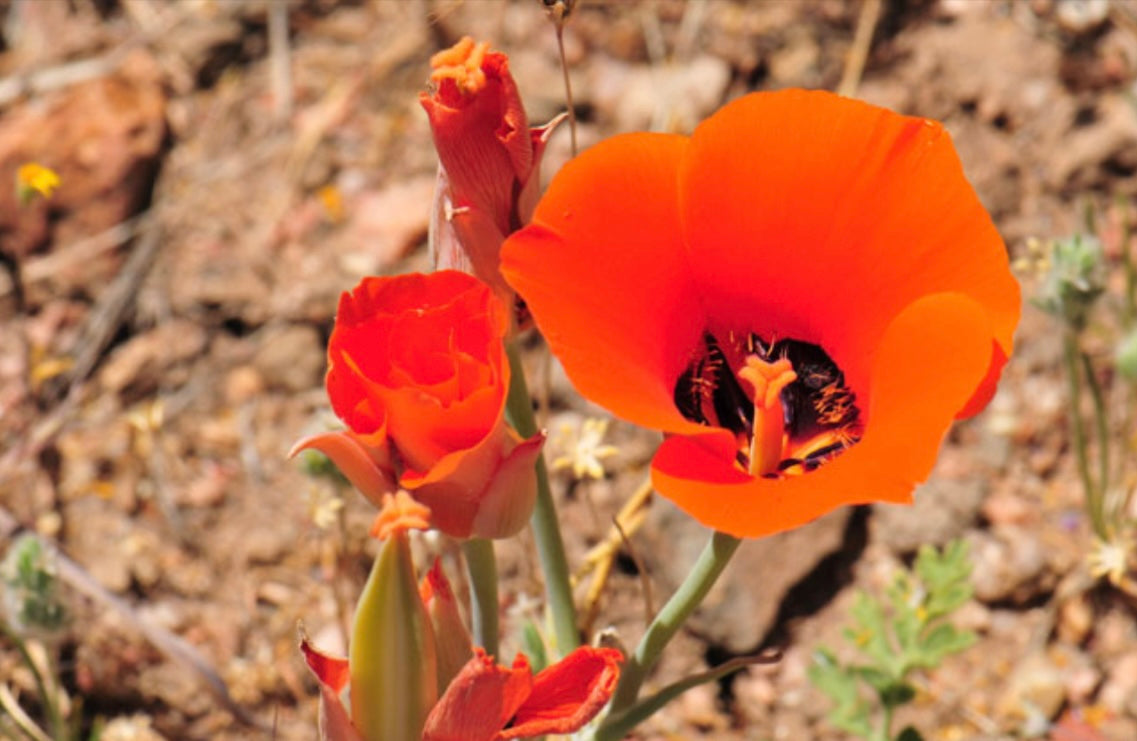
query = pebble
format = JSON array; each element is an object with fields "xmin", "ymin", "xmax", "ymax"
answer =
[
  {"xmin": 968, "ymin": 526, "xmax": 1051, "ymax": 604},
  {"xmin": 995, "ymin": 648, "xmax": 1067, "ymax": 728},
  {"xmin": 252, "ymin": 324, "xmax": 325, "ymax": 393},
  {"xmin": 1100, "ymin": 650, "xmax": 1137, "ymax": 716}
]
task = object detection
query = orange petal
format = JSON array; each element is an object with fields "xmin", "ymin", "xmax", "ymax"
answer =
[
  {"xmin": 420, "ymin": 559, "xmax": 473, "ymax": 693},
  {"xmin": 652, "ymin": 292, "xmax": 994, "ymax": 538},
  {"xmin": 499, "ymin": 647, "xmax": 623, "ymax": 739},
  {"xmin": 422, "ymin": 649, "xmax": 533, "ymax": 741},
  {"xmin": 329, "ymin": 272, "xmax": 510, "ymax": 472},
  {"xmin": 501, "ymin": 133, "xmax": 707, "ymax": 436},
  {"xmin": 300, "ymin": 636, "xmax": 363, "ymax": 741},
  {"xmin": 289, "ymin": 430, "xmax": 397, "ymax": 508},
  {"xmin": 399, "ymin": 414, "xmax": 510, "ymax": 538},
  {"xmin": 469, "ymin": 431, "xmax": 544, "ymax": 539},
  {"xmin": 679, "ymin": 89, "xmax": 1020, "ymax": 411}
]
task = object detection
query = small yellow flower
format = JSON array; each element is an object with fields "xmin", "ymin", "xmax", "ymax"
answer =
[
  {"xmin": 316, "ymin": 184, "xmax": 344, "ymax": 224},
  {"xmin": 16, "ymin": 163, "xmax": 60, "ymax": 203},
  {"xmin": 306, "ymin": 485, "xmax": 345, "ymax": 530},
  {"xmin": 551, "ymin": 417, "xmax": 620, "ymax": 481}
]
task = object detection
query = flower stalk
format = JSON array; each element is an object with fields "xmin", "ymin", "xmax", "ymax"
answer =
[
  {"xmin": 598, "ymin": 529, "xmax": 741, "ymax": 732},
  {"xmin": 1063, "ymin": 329, "xmax": 1109, "ymax": 538},
  {"xmin": 460, "ymin": 537, "xmax": 500, "ymax": 658},
  {"xmin": 505, "ymin": 340, "xmax": 578, "ymax": 654}
]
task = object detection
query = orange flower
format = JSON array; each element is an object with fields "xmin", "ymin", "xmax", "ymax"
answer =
[
  {"xmin": 501, "ymin": 90, "xmax": 1020, "ymax": 539},
  {"xmin": 302, "ymin": 643, "xmax": 622, "ymax": 741},
  {"xmin": 292, "ymin": 271, "xmax": 544, "ymax": 539},
  {"xmin": 421, "ymin": 37, "xmax": 559, "ymax": 304},
  {"xmin": 422, "ymin": 647, "xmax": 623, "ymax": 741},
  {"xmin": 300, "ymin": 500, "xmax": 622, "ymax": 741}
]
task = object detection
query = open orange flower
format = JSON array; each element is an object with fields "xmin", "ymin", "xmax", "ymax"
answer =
[
  {"xmin": 292, "ymin": 271, "xmax": 544, "ymax": 539},
  {"xmin": 501, "ymin": 90, "xmax": 1020, "ymax": 539}
]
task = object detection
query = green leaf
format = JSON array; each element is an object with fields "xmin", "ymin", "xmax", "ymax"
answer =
[
  {"xmin": 808, "ymin": 649, "xmax": 859, "ymax": 706},
  {"xmin": 896, "ymin": 725, "xmax": 925, "ymax": 741},
  {"xmin": 521, "ymin": 621, "xmax": 548, "ymax": 674},
  {"xmin": 916, "ymin": 623, "xmax": 976, "ymax": 666},
  {"xmin": 878, "ymin": 680, "xmax": 916, "ymax": 709}
]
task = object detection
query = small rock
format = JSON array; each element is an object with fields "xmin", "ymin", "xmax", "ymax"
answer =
[
  {"xmin": 981, "ymin": 490, "xmax": 1035, "ymax": 526},
  {"xmin": 1054, "ymin": 0, "xmax": 1110, "ymax": 34},
  {"xmin": 995, "ymin": 648, "xmax": 1068, "ymax": 729},
  {"xmin": 642, "ymin": 500, "xmax": 851, "ymax": 653},
  {"xmin": 252, "ymin": 324, "xmax": 325, "ymax": 393},
  {"xmin": 100, "ymin": 714, "xmax": 167, "ymax": 741},
  {"xmin": 968, "ymin": 526, "xmax": 1051, "ymax": 604},
  {"xmin": 242, "ymin": 525, "xmax": 296, "ymax": 565},
  {"xmin": 872, "ymin": 460, "xmax": 987, "ymax": 552},
  {"xmin": 337, "ymin": 175, "xmax": 435, "ymax": 273},
  {"xmin": 1057, "ymin": 592, "xmax": 1095, "ymax": 645},
  {"xmin": 224, "ymin": 365, "xmax": 265, "ymax": 405},
  {"xmin": 1100, "ymin": 650, "xmax": 1137, "ymax": 716},
  {"xmin": 587, "ymin": 55, "xmax": 730, "ymax": 133}
]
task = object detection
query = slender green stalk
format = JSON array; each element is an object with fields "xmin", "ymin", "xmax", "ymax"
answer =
[
  {"xmin": 504, "ymin": 340, "xmax": 579, "ymax": 654},
  {"xmin": 1063, "ymin": 331, "xmax": 1105, "ymax": 537},
  {"xmin": 0, "ymin": 625, "xmax": 61, "ymax": 739},
  {"xmin": 461, "ymin": 537, "xmax": 499, "ymax": 659},
  {"xmin": 878, "ymin": 703, "xmax": 895, "ymax": 741},
  {"xmin": 1081, "ymin": 350, "xmax": 1110, "ymax": 522},
  {"xmin": 1119, "ymin": 196, "xmax": 1135, "ymax": 325},
  {"xmin": 599, "ymin": 530, "xmax": 741, "ymax": 729}
]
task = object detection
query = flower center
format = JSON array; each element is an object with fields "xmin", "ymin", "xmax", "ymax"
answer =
[{"xmin": 673, "ymin": 331, "xmax": 863, "ymax": 478}]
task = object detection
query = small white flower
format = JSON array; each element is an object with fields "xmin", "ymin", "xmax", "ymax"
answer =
[
  {"xmin": 306, "ymin": 485, "xmax": 344, "ymax": 530},
  {"xmin": 1088, "ymin": 534, "xmax": 1132, "ymax": 587},
  {"xmin": 551, "ymin": 418, "xmax": 620, "ymax": 480}
]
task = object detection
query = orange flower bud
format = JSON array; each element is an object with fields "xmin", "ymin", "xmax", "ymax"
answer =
[
  {"xmin": 421, "ymin": 37, "xmax": 560, "ymax": 306},
  {"xmin": 419, "ymin": 559, "xmax": 473, "ymax": 694}
]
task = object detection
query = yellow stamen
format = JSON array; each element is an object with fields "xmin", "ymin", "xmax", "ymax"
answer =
[
  {"xmin": 738, "ymin": 356, "xmax": 797, "ymax": 477},
  {"xmin": 429, "ymin": 36, "xmax": 489, "ymax": 94}
]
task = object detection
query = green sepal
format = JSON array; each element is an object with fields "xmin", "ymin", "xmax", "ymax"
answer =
[{"xmin": 350, "ymin": 531, "xmax": 438, "ymax": 741}]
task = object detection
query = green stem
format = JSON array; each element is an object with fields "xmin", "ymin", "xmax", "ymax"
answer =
[
  {"xmin": 1082, "ymin": 350, "xmax": 1110, "ymax": 523},
  {"xmin": 461, "ymin": 538, "xmax": 499, "ymax": 659},
  {"xmin": 1119, "ymin": 196, "xmax": 1135, "ymax": 325},
  {"xmin": 1063, "ymin": 331, "xmax": 1105, "ymax": 538},
  {"xmin": 599, "ymin": 530, "xmax": 741, "ymax": 729},
  {"xmin": 879, "ymin": 702, "xmax": 895, "ymax": 741},
  {"xmin": 0, "ymin": 624, "xmax": 61, "ymax": 738},
  {"xmin": 505, "ymin": 340, "xmax": 579, "ymax": 654}
]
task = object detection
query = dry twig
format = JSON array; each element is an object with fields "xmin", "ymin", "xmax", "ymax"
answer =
[
  {"xmin": 837, "ymin": 0, "xmax": 883, "ymax": 98},
  {"xmin": 0, "ymin": 507, "xmax": 267, "ymax": 731}
]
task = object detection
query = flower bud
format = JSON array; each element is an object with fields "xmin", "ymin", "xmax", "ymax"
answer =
[
  {"xmin": 419, "ymin": 558, "xmax": 473, "ymax": 694},
  {"xmin": 350, "ymin": 492, "xmax": 438, "ymax": 741},
  {"xmin": 421, "ymin": 37, "xmax": 560, "ymax": 307}
]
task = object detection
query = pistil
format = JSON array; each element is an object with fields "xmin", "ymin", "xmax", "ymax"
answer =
[{"xmin": 737, "ymin": 356, "xmax": 797, "ymax": 477}]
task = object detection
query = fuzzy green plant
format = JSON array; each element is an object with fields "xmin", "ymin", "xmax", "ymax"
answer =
[
  {"xmin": 809, "ymin": 541, "xmax": 977, "ymax": 741},
  {"xmin": 0, "ymin": 534, "xmax": 77, "ymax": 741}
]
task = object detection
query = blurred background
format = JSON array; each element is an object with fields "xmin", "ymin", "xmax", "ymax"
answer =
[{"xmin": 2, "ymin": 0, "xmax": 1137, "ymax": 738}]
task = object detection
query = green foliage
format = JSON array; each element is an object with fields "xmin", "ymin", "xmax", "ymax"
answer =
[
  {"xmin": 296, "ymin": 447, "xmax": 350, "ymax": 486},
  {"xmin": 808, "ymin": 541, "xmax": 976, "ymax": 741},
  {"xmin": 1032, "ymin": 234, "xmax": 1106, "ymax": 331},
  {"xmin": 521, "ymin": 620, "xmax": 548, "ymax": 674},
  {"xmin": 1, "ymin": 534, "xmax": 67, "ymax": 635}
]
